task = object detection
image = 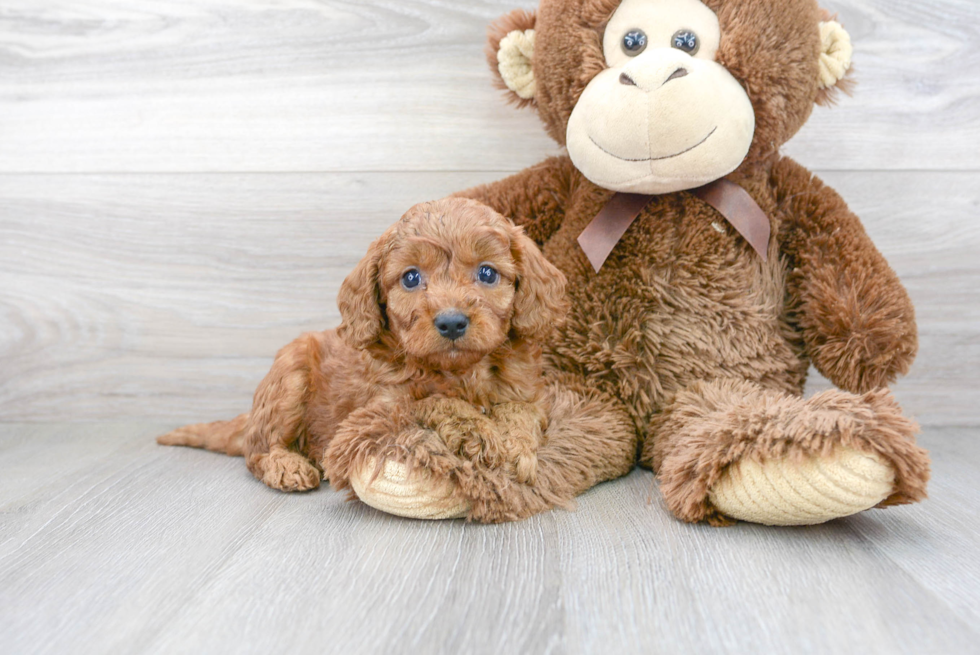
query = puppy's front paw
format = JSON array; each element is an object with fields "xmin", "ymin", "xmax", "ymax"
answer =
[
  {"xmin": 514, "ymin": 451, "xmax": 538, "ymax": 485},
  {"xmin": 492, "ymin": 402, "xmax": 545, "ymax": 483},
  {"xmin": 250, "ymin": 449, "xmax": 321, "ymax": 492},
  {"xmin": 414, "ymin": 397, "xmax": 505, "ymax": 469}
]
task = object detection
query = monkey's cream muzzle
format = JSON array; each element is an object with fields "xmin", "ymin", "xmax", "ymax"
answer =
[{"xmin": 566, "ymin": 47, "xmax": 755, "ymax": 195}]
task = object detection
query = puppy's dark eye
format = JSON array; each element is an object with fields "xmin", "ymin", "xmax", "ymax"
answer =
[
  {"xmin": 477, "ymin": 265, "xmax": 499, "ymax": 285},
  {"xmin": 672, "ymin": 30, "xmax": 699, "ymax": 55},
  {"xmin": 622, "ymin": 29, "xmax": 647, "ymax": 56},
  {"xmin": 401, "ymin": 268, "xmax": 422, "ymax": 290}
]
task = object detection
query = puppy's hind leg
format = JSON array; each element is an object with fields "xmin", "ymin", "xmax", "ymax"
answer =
[{"xmin": 244, "ymin": 332, "xmax": 327, "ymax": 492}]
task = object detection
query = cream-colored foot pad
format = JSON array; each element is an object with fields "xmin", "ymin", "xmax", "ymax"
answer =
[
  {"xmin": 349, "ymin": 458, "xmax": 471, "ymax": 520},
  {"xmin": 708, "ymin": 446, "xmax": 895, "ymax": 526}
]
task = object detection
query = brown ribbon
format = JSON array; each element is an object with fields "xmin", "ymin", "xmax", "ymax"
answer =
[
  {"xmin": 577, "ymin": 178, "xmax": 771, "ymax": 273},
  {"xmin": 575, "ymin": 192, "xmax": 657, "ymax": 273}
]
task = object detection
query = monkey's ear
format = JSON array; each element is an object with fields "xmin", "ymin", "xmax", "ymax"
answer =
[
  {"xmin": 510, "ymin": 226, "xmax": 568, "ymax": 343},
  {"xmin": 815, "ymin": 17, "xmax": 855, "ymax": 106},
  {"xmin": 337, "ymin": 233, "xmax": 387, "ymax": 350},
  {"xmin": 487, "ymin": 9, "xmax": 537, "ymax": 107}
]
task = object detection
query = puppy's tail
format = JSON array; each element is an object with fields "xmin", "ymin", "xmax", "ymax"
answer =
[{"xmin": 157, "ymin": 412, "xmax": 249, "ymax": 456}]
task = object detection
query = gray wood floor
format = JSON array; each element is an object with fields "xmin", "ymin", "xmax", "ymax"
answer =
[
  {"xmin": 1, "ymin": 424, "xmax": 979, "ymax": 654},
  {"xmin": 2, "ymin": 1, "xmax": 979, "ymax": 653}
]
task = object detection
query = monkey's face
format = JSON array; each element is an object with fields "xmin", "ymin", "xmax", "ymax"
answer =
[
  {"xmin": 565, "ymin": 0, "xmax": 755, "ymax": 194},
  {"xmin": 488, "ymin": 0, "xmax": 853, "ymax": 194}
]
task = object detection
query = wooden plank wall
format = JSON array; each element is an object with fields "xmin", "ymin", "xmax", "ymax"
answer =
[{"xmin": 1, "ymin": 0, "xmax": 978, "ymax": 426}]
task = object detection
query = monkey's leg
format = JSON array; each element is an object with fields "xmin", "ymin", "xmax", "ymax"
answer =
[
  {"xmin": 466, "ymin": 378, "xmax": 638, "ymax": 523},
  {"xmin": 243, "ymin": 332, "xmax": 327, "ymax": 492},
  {"xmin": 644, "ymin": 378, "xmax": 930, "ymax": 526},
  {"xmin": 323, "ymin": 399, "xmax": 472, "ymax": 519},
  {"xmin": 338, "ymin": 375, "xmax": 638, "ymax": 523}
]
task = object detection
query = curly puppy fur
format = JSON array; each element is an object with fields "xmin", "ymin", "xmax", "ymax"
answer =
[{"xmin": 159, "ymin": 198, "xmax": 572, "ymax": 498}]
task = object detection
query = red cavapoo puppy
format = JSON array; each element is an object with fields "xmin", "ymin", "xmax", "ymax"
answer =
[{"xmin": 159, "ymin": 197, "xmax": 568, "ymax": 509}]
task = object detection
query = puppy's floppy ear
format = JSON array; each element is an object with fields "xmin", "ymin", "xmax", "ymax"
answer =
[
  {"xmin": 510, "ymin": 227, "xmax": 568, "ymax": 342},
  {"xmin": 337, "ymin": 232, "xmax": 387, "ymax": 350}
]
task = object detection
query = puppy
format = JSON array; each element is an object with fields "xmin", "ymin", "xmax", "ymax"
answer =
[{"xmin": 158, "ymin": 197, "xmax": 568, "ymax": 496}]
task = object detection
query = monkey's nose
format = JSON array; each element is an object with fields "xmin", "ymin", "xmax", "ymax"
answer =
[
  {"xmin": 664, "ymin": 67, "xmax": 689, "ymax": 84},
  {"xmin": 620, "ymin": 66, "xmax": 689, "ymax": 89},
  {"xmin": 434, "ymin": 310, "xmax": 469, "ymax": 341}
]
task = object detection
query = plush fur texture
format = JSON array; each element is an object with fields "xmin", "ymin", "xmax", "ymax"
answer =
[
  {"xmin": 441, "ymin": 0, "xmax": 930, "ymax": 524},
  {"xmin": 157, "ymin": 198, "xmax": 637, "ymax": 516}
]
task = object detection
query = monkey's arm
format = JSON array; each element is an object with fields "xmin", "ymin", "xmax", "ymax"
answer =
[
  {"xmin": 453, "ymin": 156, "xmax": 578, "ymax": 245},
  {"xmin": 773, "ymin": 157, "xmax": 917, "ymax": 393}
]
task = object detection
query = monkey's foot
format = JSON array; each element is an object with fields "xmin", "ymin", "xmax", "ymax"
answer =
[
  {"xmin": 708, "ymin": 446, "xmax": 895, "ymax": 526},
  {"xmin": 349, "ymin": 458, "xmax": 471, "ymax": 520},
  {"xmin": 648, "ymin": 381, "xmax": 930, "ymax": 525}
]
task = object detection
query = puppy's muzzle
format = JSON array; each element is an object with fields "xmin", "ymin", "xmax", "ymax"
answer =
[{"xmin": 434, "ymin": 309, "xmax": 469, "ymax": 341}]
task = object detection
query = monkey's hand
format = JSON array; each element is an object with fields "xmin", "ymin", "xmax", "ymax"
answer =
[{"xmin": 775, "ymin": 157, "xmax": 917, "ymax": 393}]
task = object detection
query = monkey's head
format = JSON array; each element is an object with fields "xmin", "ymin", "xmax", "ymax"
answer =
[{"xmin": 489, "ymin": 0, "xmax": 853, "ymax": 194}]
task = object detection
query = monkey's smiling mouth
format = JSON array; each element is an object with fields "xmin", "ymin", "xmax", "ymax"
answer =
[{"xmin": 589, "ymin": 126, "xmax": 718, "ymax": 162}]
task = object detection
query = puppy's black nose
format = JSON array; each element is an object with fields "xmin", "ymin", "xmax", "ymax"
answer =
[{"xmin": 434, "ymin": 310, "xmax": 469, "ymax": 341}]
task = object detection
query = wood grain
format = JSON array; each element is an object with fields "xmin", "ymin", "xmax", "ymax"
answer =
[
  {"xmin": 2, "ymin": 171, "xmax": 977, "ymax": 425},
  {"xmin": 0, "ymin": 0, "xmax": 977, "ymax": 173},
  {"xmin": 0, "ymin": 423, "xmax": 977, "ymax": 654}
]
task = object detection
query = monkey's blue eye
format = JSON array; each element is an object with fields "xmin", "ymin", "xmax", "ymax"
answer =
[
  {"xmin": 622, "ymin": 29, "xmax": 648, "ymax": 56},
  {"xmin": 672, "ymin": 30, "xmax": 699, "ymax": 55},
  {"xmin": 401, "ymin": 268, "xmax": 421, "ymax": 290},
  {"xmin": 477, "ymin": 265, "xmax": 499, "ymax": 285}
]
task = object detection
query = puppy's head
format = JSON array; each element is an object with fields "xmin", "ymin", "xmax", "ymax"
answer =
[{"xmin": 337, "ymin": 197, "xmax": 567, "ymax": 370}]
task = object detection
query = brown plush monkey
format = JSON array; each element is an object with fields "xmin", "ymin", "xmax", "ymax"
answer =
[{"xmin": 348, "ymin": 0, "xmax": 931, "ymax": 526}]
